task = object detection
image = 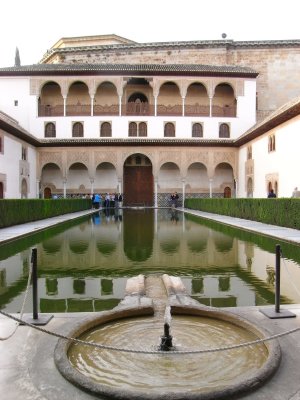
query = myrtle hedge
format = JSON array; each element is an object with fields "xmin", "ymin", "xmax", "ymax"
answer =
[
  {"xmin": 0, "ymin": 199, "xmax": 91, "ymax": 228},
  {"xmin": 184, "ymin": 198, "xmax": 300, "ymax": 230}
]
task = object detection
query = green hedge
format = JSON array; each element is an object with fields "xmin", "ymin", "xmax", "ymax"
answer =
[
  {"xmin": 184, "ymin": 198, "xmax": 300, "ymax": 230},
  {"xmin": 0, "ymin": 199, "xmax": 91, "ymax": 228}
]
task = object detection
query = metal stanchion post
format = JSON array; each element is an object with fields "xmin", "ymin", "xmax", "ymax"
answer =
[
  {"xmin": 260, "ymin": 244, "xmax": 296, "ymax": 319},
  {"xmin": 21, "ymin": 248, "xmax": 54, "ymax": 326}
]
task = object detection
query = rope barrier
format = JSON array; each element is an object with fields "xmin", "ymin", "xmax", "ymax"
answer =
[
  {"xmin": 0, "ymin": 308, "xmax": 299, "ymax": 355},
  {"xmin": 0, "ymin": 258, "xmax": 33, "ymax": 341}
]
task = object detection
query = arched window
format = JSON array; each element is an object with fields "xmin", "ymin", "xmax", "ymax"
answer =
[
  {"xmin": 100, "ymin": 122, "xmax": 112, "ymax": 137},
  {"xmin": 164, "ymin": 122, "xmax": 175, "ymax": 137},
  {"xmin": 192, "ymin": 123, "xmax": 203, "ymax": 137},
  {"xmin": 139, "ymin": 122, "xmax": 147, "ymax": 137},
  {"xmin": 129, "ymin": 122, "xmax": 138, "ymax": 137},
  {"xmin": 45, "ymin": 122, "xmax": 56, "ymax": 138},
  {"xmin": 219, "ymin": 123, "xmax": 230, "ymax": 138},
  {"xmin": 268, "ymin": 134, "xmax": 276, "ymax": 152},
  {"xmin": 72, "ymin": 122, "xmax": 84, "ymax": 137},
  {"xmin": 247, "ymin": 145, "xmax": 252, "ymax": 160}
]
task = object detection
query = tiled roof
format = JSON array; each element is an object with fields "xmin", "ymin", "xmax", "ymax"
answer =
[{"xmin": 0, "ymin": 63, "xmax": 257, "ymax": 77}]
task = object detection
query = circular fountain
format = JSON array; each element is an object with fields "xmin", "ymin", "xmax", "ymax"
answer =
[{"xmin": 54, "ymin": 275, "xmax": 281, "ymax": 400}]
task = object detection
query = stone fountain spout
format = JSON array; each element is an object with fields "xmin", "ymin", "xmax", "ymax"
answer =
[{"xmin": 159, "ymin": 305, "xmax": 174, "ymax": 351}]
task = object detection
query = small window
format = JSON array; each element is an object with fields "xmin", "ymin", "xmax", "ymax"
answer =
[
  {"xmin": 21, "ymin": 146, "xmax": 27, "ymax": 161},
  {"xmin": 247, "ymin": 145, "xmax": 252, "ymax": 160},
  {"xmin": 129, "ymin": 122, "xmax": 138, "ymax": 137},
  {"xmin": 45, "ymin": 122, "xmax": 56, "ymax": 138},
  {"xmin": 164, "ymin": 122, "xmax": 175, "ymax": 137},
  {"xmin": 72, "ymin": 122, "xmax": 84, "ymax": 137},
  {"xmin": 192, "ymin": 123, "xmax": 203, "ymax": 137},
  {"xmin": 14, "ymin": 100, "xmax": 18, "ymax": 106},
  {"xmin": 268, "ymin": 134, "xmax": 276, "ymax": 152},
  {"xmin": 139, "ymin": 122, "xmax": 147, "ymax": 137},
  {"xmin": 100, "ymin": 122, "xmax": 112, "ymax": 137},
  {"xmin": 219, "ymin": 123, "xmax": 230, "ymax": 138}
]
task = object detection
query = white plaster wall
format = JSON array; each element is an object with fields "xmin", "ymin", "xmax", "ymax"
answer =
[{"xmin": 0, "ymin": 132, "xmax": 37, "ymax": 198}]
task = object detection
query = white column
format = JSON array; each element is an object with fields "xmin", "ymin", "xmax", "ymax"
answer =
[
  {"xmin": 63, "ymin": 180, "xmax": 67, "ymax": 198},
  {"xmin": 91, "ymin": 96, "xmax": 94, "ymax": 116},
  {"xmin": 209, "ymin": 97, "xmax": 212, "ymax": 117},
  {"xmin": 118, "ymin": 179, "xmax": 122, "ymax": 194},
  {"xmin": 154, "ymin": 96, "xmax": 157, "ymax": 116},
  {"xmin": 235, "ymin": 179, "xmax": 238, "ymax": 198},
  {"xmin": 119, "ymin": 96, "xmax": 122, "ymax": 116},
  {"xmin": 63, "ymin": 96, "xmax": 67, "ymax": 117},
  {"xmin": 154, "ymin": 179, "xmax": 158, "ymax": 208},
  {"xmin": 90, "ymin": 179, "xmax": 94, "ymax": 195},
  {"xmin": 182, "ymin": 97, "xmax": 185, "ymax": 116},
  {"xmin": 209, "ymin": 179, "xmax": 213, "ymax": 198},
  {"xmin": 36, "ymin": 180, "xmax": 40, "ymax": 198}
]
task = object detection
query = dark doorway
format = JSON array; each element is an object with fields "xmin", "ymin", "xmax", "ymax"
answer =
[
  {"xmin": 44, "ymin": 187, "xmax": 52, "ymax": 199},
  {"xmin": 0, "ymin": 182, "xmax": 3, "ymax": 198},
  {"xmin": 123, "ymin": 154, "xmax": 153, "ymax": 206}
]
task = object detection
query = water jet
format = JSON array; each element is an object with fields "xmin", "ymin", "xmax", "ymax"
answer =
[{"xmin": 54, "ymin": 275, "xmax": 281, "ymax": 400}]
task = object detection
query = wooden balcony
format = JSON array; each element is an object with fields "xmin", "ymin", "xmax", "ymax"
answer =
[
  {"xmin": 185, "ymin": 104, "xmax": 210, "ymax": 116},
  {"xmin": 212, "ymin": 105, "xmax": 236, "ymax": 117},
  {"xmin": 94, "ymin": 104, "xmax": 119, "ymax": 116},
  {"xmin": 157, "ymin": 104, "xmax": 182, "ymax": 116},
  {"xmin": 66, "ymin": 104, "xmax": 91, "ymax": 116},
  {"xmin": 38, "ymin": 104, "xmax": 64, "ymax": 117},
  {"xmin": 122, "ymin": 102, "xmax": 154, "ymax": 116}
]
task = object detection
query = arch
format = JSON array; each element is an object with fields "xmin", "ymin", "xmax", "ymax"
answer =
[
  {"xmin": 42, "ymin": 238, "xmax": 62, "ymax": 254},
  {"xmin": 214, "ymin": 232, "xmax": 233, "ymax": 253},
  {"xmin": 44, "ymin": 187, "xmax": 52, "ymax": 199},
  {"xmin": 219, "ymin": 123, "xmax": 230, "ymax": 138},
  {"xmin": 186, "ymin": 162, "xmax": 209, "ymax": 192},
  {"xmin": 100, "ymin": 122, "xmax": 112, "ymax": 137},
  {"xmin": 185, "ymin": 82, "xmax": 210, "ymax": 116},
  {"xmin": 95, "ymin": 162, "xmax": 118, "ymax": 193},
  {"xmin": 129, "ymin": 122, "xmax": 138, "ymax": 137},
  {"xmin": 128, "ymin": 92, "xmax": 148, "ymax": 103},
  {"xmin": 45, "ymin": 122, "xmax": 56, "ymax": 138},
  {"xmin": 212, "ymin": 83, "xmax": 236, "ymax": 117},
  {"xmin": 94, "ymin": 81, "xmax": 118, "ymax": 116},
  {"xmin": 38, "ymin": 81, "xmax": 63, "ymax": 117},
  {"xmin": 224, "ymin": 186, "xmax": 231, "ymax": 198},
  {"xmin": 72, "ymin": 122, "xmax": 84, "ymax": 137},
  {"xmin": 157, "ymin": 81, "xmax": 181, "ymax": 116},
  {"xmin": 66, "ymin": 81, "xmax": 90, "ymax": 116},
  {"xmin": 164, "ymin": 122, "xmax": 175, "ymax": 137},
  {"xmin": 247, "ymin": 177, "xmax": 253, "ymax": 198},
  {"xmin": 139, "ymin": 122, "xmax": 147, "ymax": 137},
  {"xmin": 214, "ymin": 163, "xmax": 234, "ymax": 196},
  {"xmin": 21, "ymin": 178, "xmax": 28, "ymax": 198},
  {"xmin": 123, "ymin": 78, "xmax": 153, "ymax": 116},
  {"xmin": 68, "ymin": 162, "xmax": 89, "ymax": 195},
  {"xmin": 158, "ymin": 162, "xmax": 181, "ymax": 191},
  {"xmin": 123, "ymin": 154, "xmax": 153, "ymax": 206},
  {"xmin": 69, "ymin": 239, "xmax": 89, "ymax": 254},
  {"xmin": 192, "ymin": 123, "xmax": 203, "ymax": 137}
]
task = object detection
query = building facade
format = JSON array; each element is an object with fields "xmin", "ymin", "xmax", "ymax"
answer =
[{"xmin": 0, "ymin": 35, "xmax": 299, "ymax": 203}]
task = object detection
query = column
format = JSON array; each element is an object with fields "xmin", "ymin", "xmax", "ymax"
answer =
[
  {"xmin": 235, "ymin": 179, "xmax": 238, "ymax": 198},
  {"xmin": 36, "ymin": 179, "xmax": 40, "ymax": 198},
  {"xmin": 90, "ymin": 178, "xmax": 94, "ymax": 195},
  {"xmin": 209, "ymin": 97, "xmax": 212, "ymax": 117},
  {"xmin": 119, "ymin": 96, "xmax": 122, "ymax": 116},
  {"xmin": 63, "ymin": 179, "xmax": 67, "ymax": 198},
  {"xmin": 182, "ymin": 97, "xmax": 185, "ymax": 116},
  {"xmin": 91, "ymin": 96, "xmax": 94, "ymax": 117},
  {"xmin": 154, "ymin": 96, "xmax": 157, "ymax": 116},
  {"xmin": 63, "ymin": 96, "xmax": 67, "ymax": 117},
  {"xmin": 118, "ymin": 179, "xmax": 122, "ymax": 194},
  {"xmin": 182, "ymin": 179, "xmax": 185, "ymax": 207},
  {"xmin": 154, "ymin": 179, "xmax": 158, "ymax": 208},
  {"xmin": 209, "ymin": 179, "xmax": 213, "ymax": 198}
]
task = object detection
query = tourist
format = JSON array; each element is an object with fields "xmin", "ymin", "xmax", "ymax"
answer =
[
  {"xmin": 267, "ymin": 189, "xmax": 276, "ymax": 198},
  {"xmin": 118, "ymin": 193, "xmax": 123, "ymax": 207}
]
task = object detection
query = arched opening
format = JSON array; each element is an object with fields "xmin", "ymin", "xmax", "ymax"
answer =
[
  {"xmin": 68, "ymin": 162, "xmax": 89, "ymax": 196},
  {"xmin": 212, "ymin": 83, "xmax": 236, "ymax": 117},
  {"xmin": 45, "ymin": 122, "xmax": 56, "ymax": 138},
  {"xmin": 44, "ymin": 187, "xmax": 52, "ymax": 199},
  {"xmin": 185, "ymin": 82, "xmax": 209, "ymax": 116},
  {"xmin": 21, "ymin": 178, "xmax": 28, "ymax": 198},
  {"xmin": 214, "ymin": 162, "xmax": 234, "ymax": 197},
  {"xmin": 123, "ymin": 154, "xmax": 153, "ymax": 206},
  {"xmin": 38, "ymin": 81, "xmax": 63, "ymax": 117},
  {"xmin": 123, "ymin": 78, "xmax": 153, "ymax": 116},
  {"xmin": 247, "ymin": 177, "xmax": 253, "ymax": 198},
  {"xmin": 157, "ymin": 82, "xmax": 181, "ymax": 116},
  {"xmin": 94, "ymin": 81, "xmax": 118, "ymax": 116},
  {"xmin": 95, "ymin": 162, "xmax": 118, "ymax": 194},
  {"xmin": 224, "ymin": 186, "xmax": 231, "ymax": 198},
  {"xmin": 66, "ymin": 81, "xmax": 90, "ymax": 116},
  {"xmin": 186, "ymin": 162, "xmax": 209, "ymax": 195}
]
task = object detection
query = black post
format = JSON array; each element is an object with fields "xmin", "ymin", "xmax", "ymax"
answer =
[{"xmin": 31, "ymin": 248, "xmax": 38, "ymax": 320}]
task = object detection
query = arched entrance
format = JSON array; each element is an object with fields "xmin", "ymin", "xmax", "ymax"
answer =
[
  {"xmin": 44, "ymin": 187, "xmax": 52, "ymax": 198},
  {"xmin": 123, "ymin": 154, "xmax": 153, "ymax": 206},
  {"xmin": 0, "ymin": 182, "xmax": 3, "ymax": 198}
]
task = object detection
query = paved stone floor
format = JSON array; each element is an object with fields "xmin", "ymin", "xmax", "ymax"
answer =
[{"xmin": 1, "ymin": 208, "xmax": 300, "ymax": 399}]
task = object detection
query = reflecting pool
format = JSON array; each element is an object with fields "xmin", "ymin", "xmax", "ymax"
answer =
[{"xmin": 1, "ymin": 208, "xmax": 300, "ymax": 313}]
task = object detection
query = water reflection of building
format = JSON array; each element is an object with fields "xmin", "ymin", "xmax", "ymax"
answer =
[{"xmin": 1, "ymin": 210, "xmax": 300, "ymax": 312}]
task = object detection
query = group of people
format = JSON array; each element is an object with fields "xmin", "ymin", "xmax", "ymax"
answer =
[{"xmin": 91, "ymin": 193, "xmax": 123, "ymax": 209}]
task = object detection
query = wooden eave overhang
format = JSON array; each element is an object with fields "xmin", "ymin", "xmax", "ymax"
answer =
[
  {"xmin": 0, "ymin": 119, "xmax": 40, "ymax": 146},
  {"xmin": 234, "ymin": 97, "xmax": 300, "ymax": 146}
]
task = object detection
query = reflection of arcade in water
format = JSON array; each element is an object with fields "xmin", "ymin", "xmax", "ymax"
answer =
[{"xmin": 1, "ymin": 209, "xmax": 300, "ymax": 313}]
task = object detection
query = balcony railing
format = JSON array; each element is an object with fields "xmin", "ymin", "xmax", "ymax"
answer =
[
  {"xmin": 157, "ymin": 104, "xmax": 182, "ymax": 116},
  {"xmin": 94, "ymin": 104, "xmax": 119, "ymax": 116},
  {"xmin": 38, "ymin": 105, "xmax": 64, "ymax": 117},
  {"xmin": 185, "ymin": 104, "xmax": 210, "ymax": 116},
  {"xmin": 212, "ymin": 105, "xmax": 236, "ymax": 117},
  {"xmin": 66, "ymin": 104, "xmax": 91, "ymax": 116},
  {"xmin": 122, "ymin": 103, "xmax": 154, "ymax": 116}
]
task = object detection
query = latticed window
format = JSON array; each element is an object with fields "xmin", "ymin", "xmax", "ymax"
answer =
[
  {"xmin": 129, "ymin": 122, "xmax": 138, "ymax": 137},
  {"xmin": 139, "ymin": 122, "xmax": 147, "ymax": 137},
  {"xmin": 247, "ymin": 145, "xmax": 252, "ymax": 160},
  {"xmin": 164, "ymin": 122, "xmax": 175, "ymax": 137},
  {"xmin": 268, "ymin": 134, "xmax": 276, "ymax": 152},
  {"xmin": 21, "ymin": 146, "xmax": 27, "ymax": 161},
  {"xmin": 45, "ymin": 122, "xmax": 56, "ymax": 138},
  {"xmin": 100, "ymin": 122, "xmax": 112, "ymax": 137},
  {"xmin": 72, "ymin": 122, "xmax": 84, "ymax": 137},
  {"xmin": 192, "ymin": 123, "xmax": 203, "ymax": 137},
  {"xmin": 219, "ymin": 123, "xmax": 230, "ymax": 138}
]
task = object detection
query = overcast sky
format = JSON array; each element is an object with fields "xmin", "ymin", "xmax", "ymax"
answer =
[{"xmin": 1, "ymin": 0, "xmax": 300, "ymax": 67}]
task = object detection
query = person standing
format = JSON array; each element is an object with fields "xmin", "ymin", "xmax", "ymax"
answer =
[
  {"xmin": 118, "ymin": 193, "xmax": 123, "ymax": 208},
  {"xmin": 267, "ymin": 189, "xmax": 276, "ymax": 198}
]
